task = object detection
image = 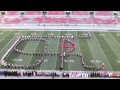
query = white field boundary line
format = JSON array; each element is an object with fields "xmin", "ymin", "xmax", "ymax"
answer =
[
  {"xmin": 84, "ymin": 31, "xmax": 96, "ymax": 67},
  {"xmin": 27, "ymin": 31, "xmax": 44, "ymax": 67},
  {"xmin": 14, "ymin": 31, "xmax": 31, "ymax": 65},
  {"xmin": 0, "ymin": 31, "xmax": 20, "ymax": 56},
  {"xmin": 0, "ymin": 29, "xmax": 111, "ymax": 31},
  {"xmin": 101, "ymin": 32, "xmax": 120, "ymax": 70},
  {"xmin": 2, "ymin": 29, "xmax": 120, "ymax": 32},
  {"xmin": 54, "ymin": 31, "xmax": 60, "ymax": 70},
  {"xmin": 92, "ymin": 32, "xmax": 113, "ymax": 71}
]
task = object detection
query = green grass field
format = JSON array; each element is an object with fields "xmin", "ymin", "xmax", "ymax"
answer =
[{"xmin": 0, "ymin": 30, "xmax": 120, "ymax": 71}]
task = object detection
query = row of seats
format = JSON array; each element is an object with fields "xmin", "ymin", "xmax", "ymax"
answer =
[
  {"xmin": 2, "ymin": 11, "xmax": 117, "ymax": 15},
  {"xmin": 4, "ymin": 11, "xmax": 65, "ymax": 15},
  {"xmin": 95, "ymin": 11, "xmax": 113, "ymax": 16},
  {"xmin": 1, "ymin": 17, "xmax": 120, "ymax": 24},
  {"xmin": 94, "ymin": 18, "xmax": 117, "ymax": 24},
  {"xmin": 72, "ymin": 11, "xmax": 89, "ymax": 15}
]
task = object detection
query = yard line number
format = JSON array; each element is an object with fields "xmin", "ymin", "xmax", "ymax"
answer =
[
  {"xmin": 0, "ymin": 33, "xmax": 3, "ymax": 34},
  {"xmin": 36, "ymin": 59, "xmax": 48, "ymax": 62},
  {"xmin": 14, "ymin": 33, "xmax": 21, "ymax": 35},
  {"xmin": 116, "ymin": 60, "xmax": 120, "ymax": 63},
  {"xmin": 31, "ymin": 33, "xmax": 37, "ymax": 35},
  {"xmin": 117, "ymin": 34, "xmax": 120, "ymax": 36},
  {"xmin": 48, "ymin": 33, "xmax": 54, "ymax": 36},
  {"xmin": 90, "ymin": 60, "xmax": 101, "ymax": 63},
  {"xmin": 12, "ymin": 59, "xmax": 22, "ymax": 62},
  {"xmin": 64, "ymin": 60, "xmax": 74, "ymax": 63},
  {"xmin": 99, "ymin": 34, "xmax": 105, "ymax": 36},
  {"xmin": 44, "ymin": 59, "xmax": 48, "ymax": 62}
]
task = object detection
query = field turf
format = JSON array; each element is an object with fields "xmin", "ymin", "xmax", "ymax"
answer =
[{"xmin": 0, "ymin": 30, "xmax": 120, "ymax": 71}]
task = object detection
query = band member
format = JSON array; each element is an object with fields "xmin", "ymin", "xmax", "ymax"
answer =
[{"xmin": 101, "ymin": 63, "xmax": 105, "ymax": 70}]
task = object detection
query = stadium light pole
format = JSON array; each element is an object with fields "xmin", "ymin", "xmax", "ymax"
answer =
[
  {"xmin": 20, "ymin": 11, "xmax": 24, "ymax": 26},
  {"xmin": 1, "ymin": 11, "xmax": 5, "ymax": 17},
  {"xmin": 42, "ymin": 11, "xmax": 47, "ymax": 26},
  {"xmin": 66, "ymin": 11, "xmax": 70, "ymax": 26}
]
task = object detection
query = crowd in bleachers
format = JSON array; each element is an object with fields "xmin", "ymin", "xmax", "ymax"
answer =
[
  {"xmin": 5, "ymin": 11, "xmax": 19, "ymax": 15},
  {"xmin": 0, "ymin": 11, "xmax": 120, "ymax": 25},
  {"xmin": 1, "ymin": 17, "xmax": 119, "ymax": 24},
  {"xmin": 72, "ymin": 11, "xmax": 89, "ymax": 15},
  {"xmin": 47, "ymin": 11, "xmax": 64, "ymax": 15},
  {"xmin": 24, "ymin": 11, "xmax": 41, "ymax": 15},
  {"xmin": 0, "ymin": 70, "xmax": 119, "ymax": 78},
  {"xmin": 95, "ymin": 11, "xmax": 113, "ymax": 16}
]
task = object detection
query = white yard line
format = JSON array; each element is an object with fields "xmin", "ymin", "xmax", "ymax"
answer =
[
  {"xmin": 27, "ymin": 31, "xmax": 44, "ymax": 66},
  {"xmin": 68, "ymin": 31, "xmax": 70, "ymax": 71},
  {"xmin": 14, "ymin": 31, "xmax": 30, "ymax": 65},
  {"xmin": 100, "ymin": 32, "xmax": 120, "ymax": 66},
  {"xmin": 84, "ymin": 31, "xmax": 96, "ymax": 67},
  {"xmin": 39, "ymin": 31, "xmax": 47, "ymax": 70},
  {"xmin": 101, "ymin": 31, "xmax": 119, "ymax": 57},
  {"xmin": 76, "ymin": 31, "xmax": 84, "ymax": 71},
  {"xmin": 76, "ymin": 32, "xmax": 81, "ymax": 53},
  {"xmin": 3, "ymin": 29, "xmax": 120, "ymax": 32},
  {"xmin": 108, "ymin": 32, "xmax": 120, "ymax": 49},
  {"xmin": 54, "ymin": 31, "xmax": 59, "ymax": 70},
  {"xmin": 0, "ymin": 31, "xmax": 20, "ymax": 55},
  {"xmin": 92, "ymin": 32, "xmax": 113, "ymax": 71},
  {"xmin": 0, "ymin": 31, "xmax": 12, "ymax": 44}
]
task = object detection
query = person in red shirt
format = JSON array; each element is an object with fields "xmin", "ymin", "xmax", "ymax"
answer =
[{"xmin": 101, "ymin": 63, "xmax": 105, "ymax": 70}]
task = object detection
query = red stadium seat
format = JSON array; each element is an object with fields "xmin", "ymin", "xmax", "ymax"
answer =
[
  {"xmin": 25, "ymin": 11, "xmax": 41, "ymax": 15},
  {"xmin": 6, "ymin": 11, "xmax": 19, "ymax": 15},
  {"xmin": 72, "ymin": 11, "xmax": 89, "ymax": 15},
  {"xmin": 47, "ymin": 11, "xmax": 64, "ymax": 15},
  {"xmin": 95, "ymin": 11, "xmax": 112, "ymax": 16}
]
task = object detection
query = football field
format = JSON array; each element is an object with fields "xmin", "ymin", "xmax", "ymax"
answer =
[{"xmin": 0, "ymin": 30, "xmax": 120, "ymax": 71}]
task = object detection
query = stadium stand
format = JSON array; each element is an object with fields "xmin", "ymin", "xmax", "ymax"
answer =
[
  {"xmin": 2, "ymin": 18, "xmax": 21, "ymax": 24},
  {"xmin": 1, "ymin": 11, "xmax": 120, "ymax": 79},
  {"xmin": 95, "ymin": 11, "xmax": 113, "ymax": 16},
  {"xmin": 0, "ymin": 11, "xmax": 120, "ymax": 27},
  {"xmin": 93, "ymin": 18, "xmax": 117, "ymax": 24},
  {"xmin": 68, "ymin": 18, "xmax": 80, "ymax": 23},
  {"xmin": 5, "ymin": 11, "xmax": 19, "ymax": 15},
  {"xmin": 24, "ymin": 11, "xmax": 41, "ymax": 15},
  {"xmin": 47, "ymin": 11, "xmax": 65, "ymax": 15},
  {"xmin": 34, "ymin": 17, "xmax": 44, "ymax": 23},
  {"xmin": 72, "ymin": 11, "xmax": 89, "ymax": 15}
]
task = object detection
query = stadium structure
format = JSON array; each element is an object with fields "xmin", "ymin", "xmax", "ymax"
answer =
[{"xmin": 0, "ymin": 11, "xmax": 120, "ymax": 79}]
